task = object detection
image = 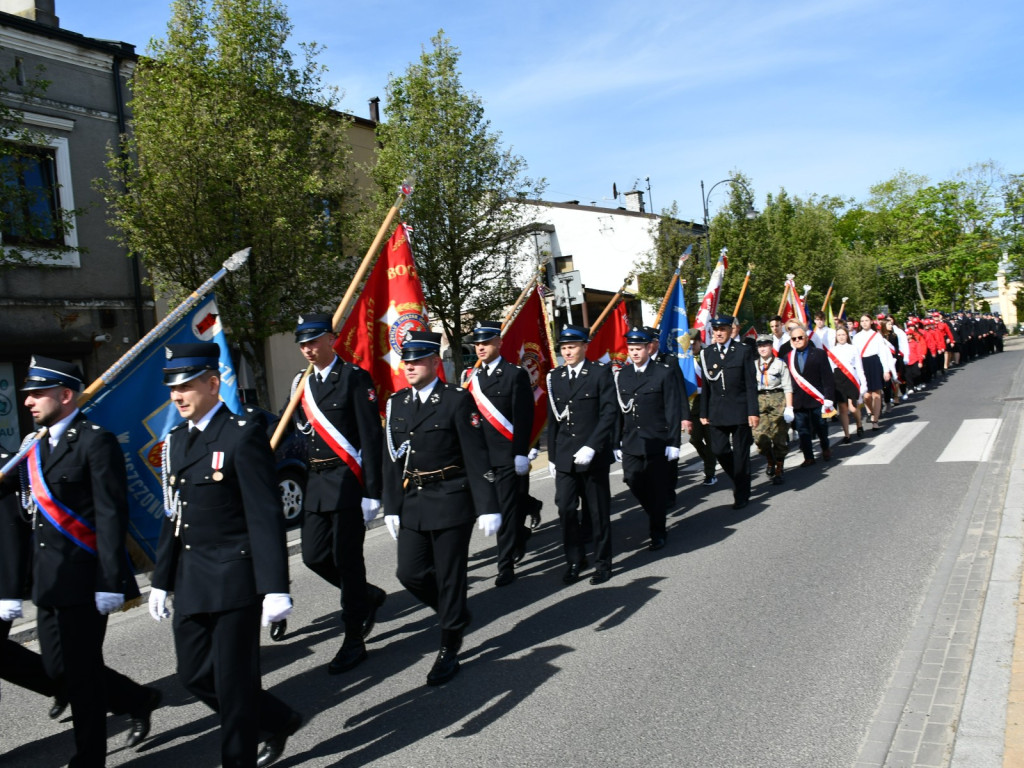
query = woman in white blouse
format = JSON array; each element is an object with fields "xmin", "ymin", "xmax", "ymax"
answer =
[
  {"xmin": 828, "ymin": 325, "xmax": 867, "ymax": 442},
  {"xmin": 853, "ymin": 314, "xmax": 894, "ymax": 429}
]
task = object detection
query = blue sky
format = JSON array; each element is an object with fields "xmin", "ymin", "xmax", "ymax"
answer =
[{"xmin": 60, "ymin": 0, "xmax": 1023, "ymax": 221}]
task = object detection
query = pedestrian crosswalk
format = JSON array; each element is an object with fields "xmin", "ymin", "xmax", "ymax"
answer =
[
  {"xmin": 936, "ymin": 419, "xmax": 1002, "ymax": 463},
  {"xmin": 842, "ymin": 422, "xmax": 930, "ymax": 466}
]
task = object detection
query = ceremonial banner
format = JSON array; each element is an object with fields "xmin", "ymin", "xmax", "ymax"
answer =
[
  {"xmin": 336, "ymin": 224, "xmax": 433, "ymax": 414},
  {"xmin": 81, "ymin": 296, "xmax": 241, "ymax": 562},
  {"xmin": 658, "ymin": 278, "xmax": 700, "ymax": 397},
  {"xmin": 779, "ymin": 276, "xmax": 808, "ymax": 326},
  {"xmin": 693, "ymin": 254, "xmax": 727, "ymax": 342},
  {"xmin": 499, "ymin": 285, "xmax": 553, "ymax": 446},
  {"xmin": 586, "ymin": 302, "xmax": 629, "ymax": 369}
]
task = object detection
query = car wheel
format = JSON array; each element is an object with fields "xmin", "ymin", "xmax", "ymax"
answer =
[{"xmin": 278, "ymin": 469, "xmax": 305, "ymax": 522}]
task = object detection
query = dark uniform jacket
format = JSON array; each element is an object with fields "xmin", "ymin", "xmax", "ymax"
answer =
[
  {"xmin": 0, "ymin": 453, "xmax": 31, "ymax": 601},
  {"xmin": 786, "ymin": 347, "xmax": 837, "ymax": 410},
  {"xmin": 546, "ymin": 360, "xmax": 617, "ymax": 472},
  {"xmin": 698, "ymin": 341, "xmax": 759, "ymax": 426},
  {"xmin": 462, "ymin": 359, "xmax": 534, "ymax": 465},
  {"xmin": 650, "ymin": 352, "xmax": 693, "ymax": 422},
  {"xmin": 152, "ymin": 406, "xmax": 289, "ymax": 615},
  {"xmin": 18, "ymin": 415, "xmax": 139, "ymax": 608},
  {"xmin": 382, "ymin": 382, "xmax": 498, "ymax": 531},
  {"xmin": 615, "ymin": 362, "xmax": 683, "ymax": 457},
  {"xmin": 294, "ymin": 359, "xmax": 384, "ymax": 509}
]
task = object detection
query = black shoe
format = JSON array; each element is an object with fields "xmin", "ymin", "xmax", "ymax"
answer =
[
  {"xmin": 513, "ymin": 527, "xmax": 532, "ymax": 564},
  {"xmin": 562, "ymin": 564, "xmax": 582, "ymax": 585},
  {"xmin": 732, "ymin": 499, "xmax": 749, "ymax": 510},
  {"xmin": 49, "ymin": 696, "xmax": 68, "ymax": 720},
  {"xmin": 426, "ymin": 646, "xmax": 461, "ymax": 686},
  {"xmin": 362, "ymin": 585, "xmax": 387, "ymax": 639},
  {"xmin": 589, "ymin": 569, "xmax": 611, "ymax": 585},
  {"xmin": 494, "ymin": 569, "xmax": 515, "ymax": 587},
  {"xmin": 856, "ymin": 425, "xmax": 864, "ymax": 436},
  {"xmin": 702, "ymin": 475, "xmax": 717, "ymax": 486},
  {"xmin": 269, "ymin": 619, "xmax": 287, "ymax": 642},
  {"xmin": 648, "ymin": 536, "xmax": 666, "ymax": 551},
  {"xmin": 257, "ymin": 711, "xmax": 303, "ymax": 768},
  {"xmin": 327, "ymin": 638, "xmax": 367, "ymax": 675},
  {"xmin": 126, "ymin": 687, "xmax": 162, "ymax": 748},
  {"xmin": 771, "ymin": 473, "xmax": 783, "ymax": 485},
  {"xmin": 528, "ymin": 497, "xmax": 543, "ymax": 529},
  {"xmin": 764, "ymin": 463, "xmax": 774, "ymax": 478},
  {"xmin": 842, "ymin": 435, "xmax": 851, "ymax": 444},
  {"xmin": 799, "ymin": 458, "xmax": 816, "ymax": 467},
  {"xmin": 822, "ymin": 449, "xmax": 832, "ymax": 461}
]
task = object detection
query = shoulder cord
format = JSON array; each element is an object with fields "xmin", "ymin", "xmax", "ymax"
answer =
[
  {"xmin": 384, "ymin": 396, "xmax": 411, "ymax": 463},
  {"xmin": 161, "ymin": 432, "xmax": 184, "ymax": 535},
  {"xmin": 699, "ymin": 348, "xmax": 727, "ymax": 390},
  {"xmin": 547, "ymin": 370, "xmax": 571, "ymax": 423},
  {"xmin": 291, "ymin": 372, "xmax": 313, "ymax": 435},
  {"xmin": 613, "ymin": 367, "xmax": 635, "ymax": 413}
]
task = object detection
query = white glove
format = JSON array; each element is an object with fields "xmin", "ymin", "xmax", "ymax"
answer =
[
  {"xmin": 783, "ymin": 406, "xmax": 795, "ymax": 424},
  {"xmin": 361, "ymin": 498, "xmax": 382, "ymax": 524},
  {"xmin": 384, "ymin": 514, "xmax": 400, "ymax": 540},
  {"xmin": 0, "ymin": 599, "xmax": 23, "ymax": 621},
  {"xmin": 477, "ymin": 513, "xmax": 502, "ymax": 537},
  {"xmin": 573, "ymin": 446, "xmax": 596, "ymax": 466},
  {"xmin": 822, "ymin": 399, "xmax": 835, "ymax": 415},
  {"xmin": 548, "ymin": 461, "xmax": 557, "ymax": 479},
  {"xmin": 148, "ymin": 588, "xmax": 170, "ymax": 621},
  {"xmin": 514, "ymin": 455, "xmax": 530, "ymax": 475},
  {"xmin": 528, "ymin": 447, "xmax": 540, "ymax": 461},
  {"xmin": 613, "ymin": 449, "xmax": 623, "ymax": 463},
  {"xmin": 261, "ymin": 593, "xmax": 292, "ymax": 626},
  {"xmin": 665, "ymin": 446, "xmax": 680, "ymax": 461},
  {"xmin": 95, "ymin": 592, "xmax": 124, "ymax": 615}
]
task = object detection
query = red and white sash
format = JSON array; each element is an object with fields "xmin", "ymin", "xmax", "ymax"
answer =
[
  {"xmin": 858, "ymin": 330, "xmax": 878, "ymax": 358},
  {"xmin": 787, "ymin": 350, "xmax": 836, "ymax": 417},
  {"xmin": 826, "ymin": 347, "xmax": 860, "ymax": 389},
  {"xmin": 301, "ymin": 386, "xmax": 364, "ymax": 484},
  {"xmin": 466, "ymin": 369, "xmax": 514, "ymax": 441},
  {"xmin": 26, "ymin": 441, "xmax": 98, "ymax": 554}
]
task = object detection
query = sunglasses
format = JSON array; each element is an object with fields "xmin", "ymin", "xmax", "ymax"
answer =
[{"xmin": 790, "ymin": 335, "xmax": 806, "ymax": 340}]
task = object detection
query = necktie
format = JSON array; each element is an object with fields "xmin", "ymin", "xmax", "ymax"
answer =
[
  {"xmin": 315, "ymin": 372, "xmax": 323, "ymax": 385},
  {"xmin": 717, "ymin": 344, "xmax": 723, "ymax": 354},
  {"xmin": 414, "ymin": 394, "xmax": 421, "ymax": 412},
  {"xmin": 186, "ymin": 425, "xmax": 199, "ymax": 451},
  {"xmin": 570, "ymin": 369, "xmax": 576, "ymax": 381}
]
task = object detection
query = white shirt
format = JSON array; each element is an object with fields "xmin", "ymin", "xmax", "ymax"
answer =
[
  {"xmin": 48, "ymin": 408, "xmax": 81, "ymax": 448},
  {"xmin": 190, "ymin": 401, "xmax": 224, "ymax": 432},
  {"xmin": 413, "ymin": 377, "xmax": 440, "ymax": 403}
]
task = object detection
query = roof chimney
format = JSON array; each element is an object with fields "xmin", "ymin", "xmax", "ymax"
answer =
[
  {"xmin": 368, "ymin": 97, "xmax": 380, "ymax": 124},
  {"xmin": 624, "ymin": 189, "xmax": 645, "ymax": 213},
  {"xmin": 0, "ymin": 0, "xmax": 59, "ymax": 26}
]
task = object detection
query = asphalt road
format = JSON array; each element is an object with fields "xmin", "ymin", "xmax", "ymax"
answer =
[{"xmin": 2, "ymin": 343, "xmax": 1021, "ymax": 768}]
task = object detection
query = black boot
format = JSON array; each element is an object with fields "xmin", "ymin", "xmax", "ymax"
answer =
[
  {"xmin": 427, "ymin": 630, "xmax": 462, "ymax": 686},
  {"xmin": 328, "ymin": 623, "xmax": 367, "ymax": 675}
]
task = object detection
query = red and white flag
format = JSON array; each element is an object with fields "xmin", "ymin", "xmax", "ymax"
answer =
[
  {"xmin": 499, "ymin": 285, "xmax": 554, "ymax": 446},
  {"xmin": 693, "ymin": 252, "xmax": 727, "ymax": 342},
  {"xmin": 335, "ymin": 224, "xmax": 435, "ymax": 414},
  {"xmin": 586, "ymin": 302, "xmax": 629, "ymax": 370}
]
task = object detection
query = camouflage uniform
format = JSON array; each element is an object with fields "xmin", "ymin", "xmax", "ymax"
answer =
[{"xmin": 752, "ymin": 355, "xmax": 792, "ymax": 464}]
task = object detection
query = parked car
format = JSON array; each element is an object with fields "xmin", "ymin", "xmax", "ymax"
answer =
[{"xmin": 243, "ymin": 406, "xmax": 308, "ymax": 526}]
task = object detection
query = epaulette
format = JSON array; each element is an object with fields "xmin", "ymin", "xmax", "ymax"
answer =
[{"xmin": 168, "ymin": 421, "xmax": 187, "ymax": 435}]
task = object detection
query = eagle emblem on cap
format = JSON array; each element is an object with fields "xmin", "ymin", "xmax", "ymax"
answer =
[
  {"xmin": 29, "ymin": 355, "xmax": 37, "ymax": 366},
  {"xmin": 165, "ymin": 346, "xmax": 173, "ymax": 359},
  {"xmin": 297, "ymin": 315, "xmax": 305, "ymax": 324}
]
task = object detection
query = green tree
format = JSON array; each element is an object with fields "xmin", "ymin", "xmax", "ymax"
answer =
[
  {"xmin": 104, "ymin": 0, "xmax": 354, "ymax": 405},
  {"xmin": 0, "ymin": 57, "xmax": 81, "ymax": 267},
  {"xmin": 363, "ymin": 31, "xmax": 545, "ymax": 372}
]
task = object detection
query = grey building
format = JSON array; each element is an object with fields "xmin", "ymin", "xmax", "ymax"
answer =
[{"xmin": 0, "ymin": 1, "xmax": 149, "ymax": 450}]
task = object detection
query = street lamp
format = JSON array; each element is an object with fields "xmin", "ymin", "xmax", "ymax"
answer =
[{"xmin": 700, "ymin": 177, "xmax": 758, "ymax": 271}]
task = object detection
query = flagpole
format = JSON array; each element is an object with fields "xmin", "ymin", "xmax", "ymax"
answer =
[
  {"xmin": 271, "ymin": 182, "xmax": 413, "ymax": 450},
  {"xmin": 653, "ymin": 249, "xmax": 692, "ymax": 329},
  {"xmin": 731, "ymin": 268, "xmax": 752, "ymax": 318},
  {"xmin": 464, "ymin": 271, "xmax": 541, "ymax": 380},
  {"xmin": 776, "ymin": 281, "xmax": 791, "ymax": 316},
  {"xmin": 538, "ymin": 280, "xmax": 559, "ymax": 365},
  {"xmin": 820, "ymin": 281, "xmax": 834, "ymax": 314},
  {"xmin": 837, "ymin": 296, "xmax": 849, "ymax": 326},
  {"xmin": 588, "ymin": 273, "xmax": 635, "ymax": 340}
]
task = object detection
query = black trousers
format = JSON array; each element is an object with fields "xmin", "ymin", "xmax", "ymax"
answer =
[
  {"xmin": 554, "ymin": 464, "xmax": 612, "ymax": 571},
  {"xmin": 707, "ymin": 423, "xmax": 753, "ymax": 504},
  {"xmin": 622, "ymin": 452, "xmax": 671, "ymax": 539},
  {"xmin": 0, "ymin": 617, "xmax": 55, "ymax": 700},
  {"xmin": 396, "ymin": 523, "xmax": 474, "ymax": 634},
  {"xmin": 173, "ymin": 603, "xmax": 295, "ymax": 768},
  {"xmin": 301, "ymin": 506, "xmax": 373, "ymax": 630},
  {"xmin": 37, "ymin": 603, "xmax": 151, "ymax": 768},
  {"xmin": 494, "ymin": 465, "xmax": 531, "ymax": 573},
  {"xmin": 794, "ymin": 407, "xmax": 830, "ymax": 459}
]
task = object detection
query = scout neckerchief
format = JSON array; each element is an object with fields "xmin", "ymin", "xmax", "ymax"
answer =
[
  {"xmin": 786, "ymin": 349, "xmax": 833, "ymax": 414},
  {"xmin": 465, "ymin": 363, "xmax": 514, "ymax": 440},
  {"xmin": 301, "ymin": 383, "xmax": 364, "ymax": 484},
  {"xmin": 25, "ymin": 439, "xmax": 97, "ymax": 554},
  {"xmin": 757, "ymin": 357, "xmax": 777, "ymax": 389}
]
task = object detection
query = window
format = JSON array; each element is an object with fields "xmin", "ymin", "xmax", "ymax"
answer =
[{"xmin": 0, "ymin": 142, "xmax": 63, "ymax": 247}]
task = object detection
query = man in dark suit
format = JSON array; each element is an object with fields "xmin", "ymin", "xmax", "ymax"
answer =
[
  {"xmin": 547, "ymin": 325, "xmax": 618, "ymax": 585},
  {"xmin": 698, "ymin": 316, "xmax": 760, "ymax": 509},
  {"xmin": 382, "ymin": 331, "xmax": 499, "ymax": 686},
  {"xmin": 289, "ymin": 313, "xmax": 386, "ymax": 673},
  {"xmin": 615, "ymin": 327, "xmax": 683, "ymax": 551},
  {"xmin": 785, "ymin": 323, "xmax": 837, "ymax": 466},
  {"xmin": 150, "ymin": 344, "xmax": 300, "ymax": 768},
  {"xmin": 462, "ymin": 320, "xmax": 535, "ymax": 587},
  {"xmin": 17, "ymin": 356, "xmax": 160, "ymax": 767}
]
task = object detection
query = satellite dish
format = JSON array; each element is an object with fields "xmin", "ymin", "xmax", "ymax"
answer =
[{"xmin": 612, "ymin": 182, "xmax": 618, "ymax": 199}]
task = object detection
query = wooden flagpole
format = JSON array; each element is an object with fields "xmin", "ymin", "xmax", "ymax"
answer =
[
  {"xmin": 588, "ymin": 273, "xmax": 635, "ymax": 340},
  {"xmin": 732, "ymin": 267, "xmax": 752, "ymax": 318},
  {"xmin": 820, "ymin": 281, "xmax": 834, "ymax": 314},
  {"xmin": 271, "ymin": 182, "xmax": 412, "ymax": 449},
  {"xmin": 652, "ymin": 249, "xmax": 692, "ymax": 329},
  {"xmin": 776, "ymin": 281, "xmax": 791, "ymax": 316}
]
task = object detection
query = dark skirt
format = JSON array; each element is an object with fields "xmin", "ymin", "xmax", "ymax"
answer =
[
  {"xmin": 861, "ymin": 354, "xmax": 884, "ymax": 392},
  {"xmin": 833, "ymin": 369, "xmax": 861, "ymax": 403}
]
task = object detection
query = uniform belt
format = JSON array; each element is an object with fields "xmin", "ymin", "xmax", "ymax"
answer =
[
  {"xmin": 403, "ymin": 465, "xmax": 464, "ymax": 488},
  {"xmin": 309, "ymin": 457, "xmax": 343, "ymax": 472},
  {"xmin": 758, "ymin": 388, "xmax": 784, "ymax": 394}
]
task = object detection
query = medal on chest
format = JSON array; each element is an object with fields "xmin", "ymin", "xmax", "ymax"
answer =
[{"xmin": 211, "ymin": 451, "xmax": 224, "ymax": 482}]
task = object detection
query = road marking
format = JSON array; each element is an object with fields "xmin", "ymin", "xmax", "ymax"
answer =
[
  {"xmin": 936, "ymin": 418, "xmax": 1002, "ymax": 462},
  {"xmin": 843, "ymin": 421, "xmax": 930, "ymax": 466}
]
